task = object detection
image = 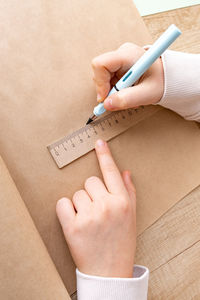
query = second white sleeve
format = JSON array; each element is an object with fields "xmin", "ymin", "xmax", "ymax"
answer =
[
  {"xmin": 76, "ymin": 265, "xmax": 149, "ymax": 300},
  {"xmin": 158, "ymin": 50, "xmax": 200, "ymax": 122}
]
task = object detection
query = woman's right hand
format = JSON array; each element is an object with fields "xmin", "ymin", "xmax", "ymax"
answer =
[{"xmin": 92, "ymin": 43, "xmax": 164, "ymax": 111}]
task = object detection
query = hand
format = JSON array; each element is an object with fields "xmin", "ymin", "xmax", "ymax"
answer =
[
  {"xmin": 92, "ymin": 42, "xmax": 164, "ymax": 110},
  {"xmin": 56, "ymin": 139, "xmax": 137, "ymax": 278}
]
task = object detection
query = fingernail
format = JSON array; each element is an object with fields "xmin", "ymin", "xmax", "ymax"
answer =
[
  {"xmin": 97, "ymin": 94, "xmax": 102, "ymax": 102},
  {"xmin": 104, "ymin": 97, "xmax": 114, "ymax": 109},
  {"xmin": 96, "ymin": 139, "xmax": 105, "ymax": 148}
]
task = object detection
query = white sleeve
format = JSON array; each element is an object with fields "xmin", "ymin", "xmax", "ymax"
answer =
[
  {"xmin": 76, "ymin": 265, "xmax": 149, "ymax": 300},
  {"xmin": 158, "ymin": 50, "xmax": 200, "ymax": 122}
]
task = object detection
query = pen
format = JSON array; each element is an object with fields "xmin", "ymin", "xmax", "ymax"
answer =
[{"xmin": 86, "ymin": 24, "xmax": 181, "ymax": 125}]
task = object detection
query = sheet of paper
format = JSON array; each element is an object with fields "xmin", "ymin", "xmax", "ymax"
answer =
[
  {"xmin": 0, "ymin": 0, "xmax": 200, "ymax": 296},
  {"xmin": 0, "ymin": 156, "xmax": 70, "ymax": 299},
  {"xmin": 133, "ymin": 0, "xmax": 200, "ymax": 16}
]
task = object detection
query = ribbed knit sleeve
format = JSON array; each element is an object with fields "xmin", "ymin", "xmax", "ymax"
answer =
[
  {"xmin": 76, "ymin": 265, "xmax": 149, "ymax": 300},
  {"xmin": 158, "ymin": 50, "xmax": 200, "ymax": 122}
]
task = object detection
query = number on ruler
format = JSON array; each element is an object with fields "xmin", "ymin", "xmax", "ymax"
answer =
[
  {"xmin": 71, "ymin": 140, "xmax": 75, "ymax": 147},
  {"xmin": 54, "ymin": 149, "xmax": 59, "ymax": 156},
  {"xmin": 62, "ymin": 143, "xmax": 67, "ymax": 151},
  {"xmin": 107, "ymin": 120, "xmax": 111, "ymax": 126},
  {"xmin": 78, "ymin": 134, "xmax": 83, "ymax": 143},
  {"xmin": 128, "ymin": 110, "xmax": 132, "ymax": 115},
  {"xmin": 100, "ymin": 123, "xmax": 105, "ymax": 131},
  {"xmin": 121, "ymin": 112, "xmax": 125, "ymax": 119},
  {"xmin": 93, "ymin": 127, "xmax": 97, "ymax": 134}
]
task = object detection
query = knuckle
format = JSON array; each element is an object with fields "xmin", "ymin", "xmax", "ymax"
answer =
[
  {"xmin": 120, "ymin": 42, "xmax": 134, "ymax": 49},
  {"xmin": 118, "ymin": 42, "xmax": 138, "ymax": 52},
  {"xmin": 101, "ymin": 200, "xmax": 109, "ymax": 213},
  {"xmin": 118, "ymin": 43, "xmax": 145, "ymax": 61},
  {"xmin": 73, "ymin": 218, "xmax": 91, "ymax": 234},
  {"xmin": 73, "ymin": 190, "xmax": 84, "ymax": 201},
  {"xmin": 119, "ymin": 199, "xmax": 130, "ymax": 214},
  {"xmin": 101, "ymin": 202, "xmax": 111, "ymax": 218},
  {"xmin": 84, "ymin": 176, "xmax": 99, "ymax": 189},
  {"xmin": 91, "ymin": 57, "xmax": 100, "ymax": 69},
  {"xmin": 80, "ymin": 217, "xmax": 95, "ymax": 230},
  {"xmin": 120, "ymin": 42, "xmax": 141, "ymax": 51}
]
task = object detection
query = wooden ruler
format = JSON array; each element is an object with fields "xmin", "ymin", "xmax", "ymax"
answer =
[{"xmin": 47, "ymin": 105, "xmax": 161, "ymax": 168}]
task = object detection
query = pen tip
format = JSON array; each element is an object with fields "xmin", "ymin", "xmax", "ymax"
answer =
[{"xmin": 86, "ymin": 118, "xmax": 93, "ymax": 125}]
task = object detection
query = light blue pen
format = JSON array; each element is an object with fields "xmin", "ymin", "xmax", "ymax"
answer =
[{"xmin": 86, "ymin": 24, "xmax": 181, "ymax": 124}]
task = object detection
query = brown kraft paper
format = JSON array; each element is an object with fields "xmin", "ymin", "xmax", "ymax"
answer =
[
  {"xmin": 0, "ymin": 0, "xmax": 200, "ymax": 295},
  {"xmin": 0, "ymin": 156, "xmax": 71, "ymax": 299}
]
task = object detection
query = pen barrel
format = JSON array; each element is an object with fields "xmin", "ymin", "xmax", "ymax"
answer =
[{"xmin": 116, "ymin": 24, "xmax": 181, "ymax": 89}]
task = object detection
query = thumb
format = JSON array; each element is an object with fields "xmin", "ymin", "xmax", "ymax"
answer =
[{"xmin": 104, "ymin": 82, "xmax": 152, "ymax": 111}]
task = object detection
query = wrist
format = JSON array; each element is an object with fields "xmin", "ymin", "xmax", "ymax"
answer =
[
  {"xmin": 78, "ymin": 264, "xmax": 134, "ymax": 278},
  {"xmin": 152, "ymin": 56, "xmax": 164, "ymax": 104},
  {"xmin": 143, "ymin": 45, "xmax": 164, "ymax": 105}
]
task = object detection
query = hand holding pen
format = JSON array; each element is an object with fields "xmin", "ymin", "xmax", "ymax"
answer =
[
  {"xmin": 92, "ymin": 43, "xmax": 163, "ymax": 111},
  {"xmin": 87, "ymin": 25, "xmax": 181, "ymax": 124}
]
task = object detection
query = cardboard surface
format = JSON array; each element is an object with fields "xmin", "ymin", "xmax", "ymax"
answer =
[
  {"xmin": 0, "ymin": 156, "xmax": 70, "ymax": 299},
  {"xmin": 0, "ymin": 0, "xmax": 151, "ymax": 294},
  {"xmin": 0, "ymin": 0, "xmax": 200, "ymax": 296}
]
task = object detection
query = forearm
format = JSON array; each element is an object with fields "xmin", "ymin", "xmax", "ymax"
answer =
[{"xmin": 158, "ymin": 50, "xmax": 200, "ymax": 122}]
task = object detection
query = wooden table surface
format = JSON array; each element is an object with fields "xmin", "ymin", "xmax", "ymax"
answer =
[{"xmin": 135, "ymin": 5, "xmax": 200, "ymax": 299}]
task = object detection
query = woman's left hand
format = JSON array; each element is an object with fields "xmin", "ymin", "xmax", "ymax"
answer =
[{"xmin": 56, "ymin": 139, "xmax": 137, "ymax": 278}]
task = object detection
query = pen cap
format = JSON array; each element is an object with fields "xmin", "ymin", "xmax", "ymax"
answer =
[{"xmin": 116, "ymin": 24, "xmax": 181, "ymax": 89}]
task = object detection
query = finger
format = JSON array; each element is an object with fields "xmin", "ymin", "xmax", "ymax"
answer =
[
  {"xmin": 92, "ymin": 44, "xmax": 145, "ymax": 102},
  {"xmin": 116, "ymin": 42, "xmax": 145, "ymax": 78},
  {"xmin": 122, "ymin": 171, "xmax": 136, "ymax": 208},
  {"xmin": 95, "ymin": 139, "xmax": 127, "ymax": 195},
  {"xmin": 110, "ymin": 75, "xmax": 119, "ymax": 87},
  {"xmin": 84, "ymin": 176, "xmax": 108, "ymax": 202},
  {"xmin": 72, "ymin": 190, "xmax": 92, "ymax": 214},
  {"xmin": 56, "ymin": 197, "xmax": 76, "ymax": 235},
  {"xmin": 104, "ymin": 80, "xmax": 157, "ymax": 111},
  {"xmin": 92, "ymin": 51, "xmax": 119, "ymax": 102}
]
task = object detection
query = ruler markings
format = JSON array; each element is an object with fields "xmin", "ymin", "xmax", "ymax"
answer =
[{"xmin": 47, "ymin": 106, "xmax": 162, "ymax": 168}]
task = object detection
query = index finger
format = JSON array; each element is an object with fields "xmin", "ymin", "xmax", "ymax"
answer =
[
  {"xmin": 92, "ymin": 44, "xmax": 144, "ymax": 102},
  {"xmin": 92, "ymin": 51, "xmax": 122, "ymax": 101},
  {"xmin": 95, "ymin": 139, "xmax": 127, "ymax": 195}
]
